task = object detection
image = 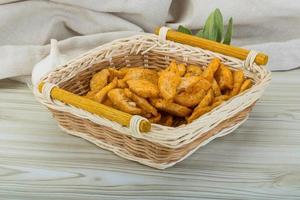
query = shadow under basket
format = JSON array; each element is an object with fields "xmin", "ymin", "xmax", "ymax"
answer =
[{"xmin": 35, "ymin": 31, "xmax": 271, "ymax": 169}]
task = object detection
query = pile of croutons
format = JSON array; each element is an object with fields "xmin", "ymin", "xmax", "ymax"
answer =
[{"xmin": 84, "ymin": 58, "xmax": 252, "ymax": 126}]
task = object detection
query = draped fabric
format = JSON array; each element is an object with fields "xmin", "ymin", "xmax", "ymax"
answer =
[{"xmin": 0, "ymin": 0, "xmax": 299, "ymax": 81}]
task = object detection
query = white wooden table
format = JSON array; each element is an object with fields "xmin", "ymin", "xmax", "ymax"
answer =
[{"xmin": 0, "ymin": 69, "xmax": 300, "ymax": 200}]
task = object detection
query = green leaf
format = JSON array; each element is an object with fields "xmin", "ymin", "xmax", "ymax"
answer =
[
  {"xmin": 180, "ymin": 8, "xmax": 234, "ymax": 44},
  {"xmin": 202, "ymin": 11, "xmax": 216, "ymax": 41},
  {"xmin": 202, "ymin": 8, "xmax": 224, "ymax": 42},
  {"xmin": 214, "ymin": 8, "xmax": 224, "ymax": 42},
  {"xmin": 177, "ymin": 25, "xmax": 192, "ymax": 35},
  {"xmin": 195, "ymin": 29, "xmax": 204, "ymax": 37},
  {"xmin": 223, "ymin": 17, "xmax": 233, "ymax": 45}
]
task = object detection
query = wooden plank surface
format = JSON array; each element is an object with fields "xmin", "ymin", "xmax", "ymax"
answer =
[{"xmin": 0, "ymin": 69, "xmax": 300, "ymax": 200}]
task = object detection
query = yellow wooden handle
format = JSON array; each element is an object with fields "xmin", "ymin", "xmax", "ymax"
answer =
[
  {"xmin": 155, "ymin": 27, "xmax": 268, "ymax": 66},
  {"xmin": 38, "ymin": 82, "xmax": 151, "ymax": 133}
]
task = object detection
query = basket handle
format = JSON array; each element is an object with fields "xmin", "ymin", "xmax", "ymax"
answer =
[
  {"xmin": 155, "ymin": 27, "xmax": 268, "ymax": 66},
  {"xmin": 38, "ymin": 82, "xmax": 151, "ymax": 133}
]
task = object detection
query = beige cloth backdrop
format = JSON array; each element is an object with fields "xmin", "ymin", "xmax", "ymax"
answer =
[{"xmin": 0, "ymin": 0, "xmax": 299, "ymax": 81}]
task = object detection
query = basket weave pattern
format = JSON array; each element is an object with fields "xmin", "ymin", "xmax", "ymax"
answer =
[{"xmin": 35, "ymin": 34, "xmax": 271, "ymax": 169}]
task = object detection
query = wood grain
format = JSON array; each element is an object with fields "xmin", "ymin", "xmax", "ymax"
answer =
[{"xmin": 0, "ymin": 69, "xmax": 300, "ymax": 200}]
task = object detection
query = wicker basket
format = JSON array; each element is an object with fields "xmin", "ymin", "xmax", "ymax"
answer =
[{"xmin": 34, "ymin": 27, "xmax": 271, "ymax": 169}]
